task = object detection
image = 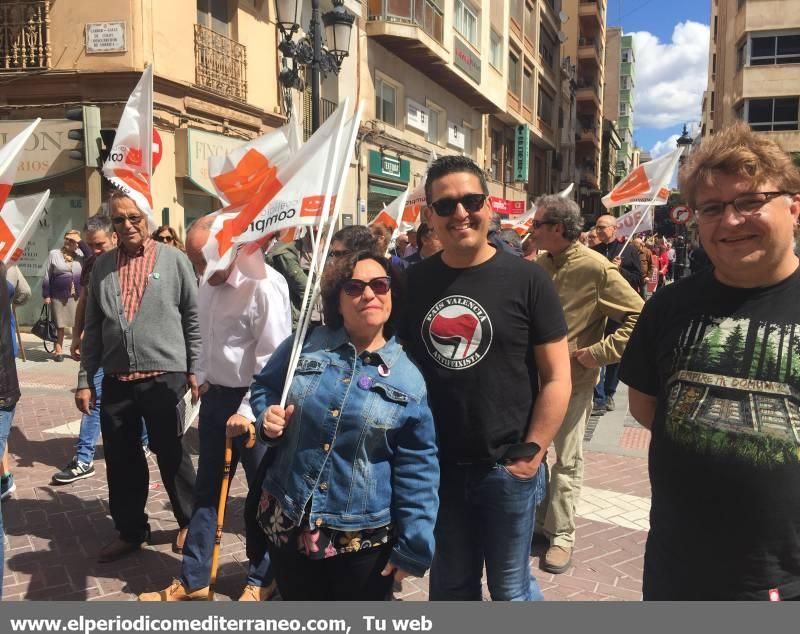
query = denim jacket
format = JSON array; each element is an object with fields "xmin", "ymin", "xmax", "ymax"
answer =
[{"xmin": 249, "ymin": 326, "xmax": 440, "ymax": 578}]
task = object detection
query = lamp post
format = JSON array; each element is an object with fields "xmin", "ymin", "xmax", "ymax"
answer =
[
  {"xmin": 674, "ymin": 124, "xmax": 694, "ymax": 279},
  {"xmin": 275, "ymin": 0, "xmax": 355, "ymax": 133}
]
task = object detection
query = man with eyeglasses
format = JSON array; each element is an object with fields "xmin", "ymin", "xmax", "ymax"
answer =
[
  {"xmin": 77, "ymin": 191, "xmax": 200, "ymax": 563},
  {"xmin": 530, "ymin": 195, "xmax": 643, "ymax": 575},
  {"xmin": 619, "ymin": 123, "xmax": 800, "ymax": 600},
  {"xmin": 402, "ymin": 155, "xmax": 571, "ymax": 601}
]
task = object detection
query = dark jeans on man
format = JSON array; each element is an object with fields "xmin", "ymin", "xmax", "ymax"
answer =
[
  {"xmin": 268, "ymin": 541, "xmax": 394, "ymax": 601},
  {"xmin": 180, "ymin": 385, "xmax": 272, "ymax": 591},
  {"xmin": 100, "ymin": 372, "xmax": 196, "ymax": 543},
  {"xmin": 594, "ymin": 320, "xmax": 621, "ymax": 408},
  {"xmin": 429, "ymin": 463, "xmax": 546, "ymax": 601}
]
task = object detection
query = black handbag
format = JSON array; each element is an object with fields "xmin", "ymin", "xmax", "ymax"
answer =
[{"xmin": 32, "ymin": 304, "xmax": 58, "ymax": 351}]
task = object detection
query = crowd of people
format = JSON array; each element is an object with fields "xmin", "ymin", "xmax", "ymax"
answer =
[{"xmin": 0, "ymin": 122, "xmax": 799, "ymax": 602}]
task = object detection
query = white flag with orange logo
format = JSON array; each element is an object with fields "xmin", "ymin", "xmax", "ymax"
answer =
[
  {"xmin": 0, "ymin": 119, "xmax": 40, "ymax": 209},
  {"xmin": 202, "ymin": 101, "xmax": 359, "ymax": 278},
  {"xmin": 369, "ymin": 188, "xmax": 410, "ymax": 232},
  {"xmin": 394, "ymin": 150, "xmax": 437, "ymax": 233},
  {"xmin": 614, "ymin": 205, "xmax": 653, "ymax": 239},
  {"xmin": 602, "ymin": 148, "xmax": 682, "ymax": 208},
  {"xmin": 103, "ymin": 65, "xmax": 155, "ymax": 225},
  {"xmin": 0, "ymin": 190, "xmax": 50, "ymax": 265}
]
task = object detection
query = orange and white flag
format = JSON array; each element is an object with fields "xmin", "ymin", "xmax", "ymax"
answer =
[
  {"xmin": 396, "ymin": 150, "xmax": 437, "ymax": 232},
  {"xmin": 202, "ymin": 101, "xmax": 358, "ymax": 278},
  {"xmin": 602, "ymin": 148, "xmax": 681, "ymax": 208},
  {"xmin": 368, "ymin": 188, "xmax": 409, "ymax": 233},
  {"xmin": 103, "ymin": 65, "xmax": 155, "ymax": 225},
  {"xmin": 0, "ymin": 118, "xmax": 40, "ymax": 209},
  {"xmin": 0, "ymin": 190, "xmax": 50, "ymax": 265}
]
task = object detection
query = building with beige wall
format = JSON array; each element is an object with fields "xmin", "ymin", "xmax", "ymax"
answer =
[
  {"xmin": 561, "ymin": 0, "xmax": 607, "ymax": 216},
  {"xmin": 360, "ymin": 0, "xmax": 568, "ymax": 223},
  {"xmin": 701, "ymin": 0, "xmax": 800, "ymax": 156},
  {"xmin": 603, "ymin": 27, "xmax": 635, "ymax": 179},
  {"xmin": 0, "ymin": 0, "xmax": 286, "ymax": 323}
]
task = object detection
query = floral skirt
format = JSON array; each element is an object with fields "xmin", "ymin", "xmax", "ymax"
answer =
[{"xmin": 257, "ymin": 490, "xmax": 392, "ymax": 560}]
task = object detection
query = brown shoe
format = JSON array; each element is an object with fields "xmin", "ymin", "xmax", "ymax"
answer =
[
  {"xmin": 541, "ymin": 545, "xmax": 573, "ymax": 574},
  {"xmin": 98, "ymin": 537, "xmax": 144, "ymax": 563},
  {"xmin": 138, "ymin": 579, "xmax": 210, "ymax": 601},
  {"xmin": 238, "ymin": 581, "xmax": 277, "ymax": 602},
  {"xmin": 173, "ymin": 527, "xmax": 189, "ymax": 554}
]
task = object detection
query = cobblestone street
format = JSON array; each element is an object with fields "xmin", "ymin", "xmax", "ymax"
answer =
[{"xmin": 3, "ymin": 336, "xmax": 651, "ymax": 601}]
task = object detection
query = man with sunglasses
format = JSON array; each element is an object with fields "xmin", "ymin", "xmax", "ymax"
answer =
[
  {"xmin": 530, "ymin": 195, "xmax": 643, "ymax": 575},
  {"xmin": 620, "ymin": 123, "xmax": 800, "ymax": 600},
  {"xmin": 77, "ymin": 191, "xmax": 200, "ymax": 563},
  {"xmin": 402, "ymin": 155, "xmax": 571, "ymax": 601}
]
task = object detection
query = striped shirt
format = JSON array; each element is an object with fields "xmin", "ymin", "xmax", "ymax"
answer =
[{"xmin": 114, "ymin": 238, "xmax": 164, "ymax": 382}]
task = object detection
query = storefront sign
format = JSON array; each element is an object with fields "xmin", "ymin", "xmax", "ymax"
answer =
[
  {"xmin": 175, "ymin": 128, "xmax": 245, "ymax": 196},
  {"xmin": 514, "ymin": 124, "xmax": 530, "ymax": 182},
  {"xmin": 448, "ymin": 122, "xmax": 465, "ymax": 150},
  {"xmin": 406, "ymin": 100, "xmax": 430, "ymax": 133},
  {"xmin": 85, "ymin": 22, "xmax": 127, "ymax": 53},
  {"xmin": 368, "ymin": 150, "xmax": 410, "ymax": 183},
  {"xmin": 453, "ymin": 36, "xmax": 481, "ymax": 83},
  {"xmin": 0, "ymin": 119, "xmax": 82, "ymax": 183},
  {"xmin": 488, "ymin": 196, "xmax": 526, "ymax": 215}
]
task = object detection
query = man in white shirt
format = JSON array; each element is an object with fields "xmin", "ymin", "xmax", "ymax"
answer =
[{"xmin": 139, "ymin": 215, "xmax": 292, "ymax": 602}]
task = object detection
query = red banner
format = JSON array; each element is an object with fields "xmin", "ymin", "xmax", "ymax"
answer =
[{"xmin": 488, "ymin": 196, "xmax": 526, "ymax": 216}]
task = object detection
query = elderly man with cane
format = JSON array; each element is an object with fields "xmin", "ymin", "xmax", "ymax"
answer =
[{"xmin": 139, "ymin": 215, "xmax": 291, "ymax": 601}]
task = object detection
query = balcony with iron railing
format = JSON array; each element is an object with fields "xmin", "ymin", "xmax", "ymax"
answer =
[
  {"xmin": 303, "ymin": 95, "xmax": 338, "ymax": 141},
  {"xmin": 366, "ymin": 0, "xmax": 498, "ymax": 113},
  {"xmin": 367, "ymin": 0, "xmax": 444, "ymax": 45},
  {"xmin": 194, "ymin": 23, "xmax": 247, "ymax": 102},
  {"xmin": 1, "ymin": 1, "xmax": 51, "ymax": 72}
]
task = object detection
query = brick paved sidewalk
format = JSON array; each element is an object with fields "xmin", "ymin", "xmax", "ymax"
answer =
[{"xmin": 2, "ymin": 336, "xmax": 651, "ymax": 601}]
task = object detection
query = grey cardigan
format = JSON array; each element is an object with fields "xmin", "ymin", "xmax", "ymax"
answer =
[{"xmin": 77, "ymin": 242, "xmax": 201, "ymax": 390}]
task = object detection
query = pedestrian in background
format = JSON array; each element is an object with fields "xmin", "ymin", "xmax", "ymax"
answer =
[
  {"xmin": 0, "ymin": 261, "xmax": 21, "ymax": 599},
  {"xmin": 152, "ymin": 225, "xmax": 185, "ymax": 252},
  {"xmin": 531, "ymin": 195, "xmax": 643, "ymax": 574},
  {"xmin": 42, "ymin": 230, "xmax": 87, "ymax": 362}
]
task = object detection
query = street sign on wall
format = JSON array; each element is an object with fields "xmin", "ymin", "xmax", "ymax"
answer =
[{"xmin": 514, "ymin": 124, "xmax": 529, "ymax": 182}]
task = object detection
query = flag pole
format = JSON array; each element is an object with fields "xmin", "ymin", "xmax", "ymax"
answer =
[
  {"xmin": 280, "ymin": 100, "xmax": 364, "ymax": 408},
  {"xmin": 617, "ymin": 196, "xmax": 659, "ymax": 259}
]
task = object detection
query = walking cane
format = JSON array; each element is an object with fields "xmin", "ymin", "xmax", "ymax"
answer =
[{"xmin": 208, "ymin": 423, "xmax": 256, "ymax": 601}]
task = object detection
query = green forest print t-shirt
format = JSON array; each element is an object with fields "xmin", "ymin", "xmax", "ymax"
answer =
[{"xmin": 620, "ymin": 267, "xmax": 800, "ymax": 600}]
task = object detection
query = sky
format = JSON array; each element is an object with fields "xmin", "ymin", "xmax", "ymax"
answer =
[{"xmin": 608, "ymin": 0, "xmax": 711, "ymax": 159}]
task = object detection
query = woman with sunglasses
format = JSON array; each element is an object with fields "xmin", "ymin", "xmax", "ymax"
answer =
[
  {"xmin": 247, "ymin": 251, "xmax": 439, "ymax": 600},
  {"xmin": 152, "ymin": 225, "xmax": 185, "ymax": 252},
  {"xmin": 42, "ymin": 230, "xmax": 88, "ymax": 361}
]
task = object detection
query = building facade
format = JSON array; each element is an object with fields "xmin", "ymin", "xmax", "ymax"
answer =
[
  {"xmin": 701, "ymin": 0, "xmax": 800, "ymax": 156},
  {"xmin": 561, "ymin": 0, "xmax": 608, "ymax": 216},
  {"xmin": 603, "ymin": 27, "xmax": 635, "ymax": 179}
]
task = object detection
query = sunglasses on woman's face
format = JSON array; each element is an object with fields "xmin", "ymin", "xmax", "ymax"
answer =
[
  {"xmin": 430, "ymin": 193, "xmax": 487, "ymax": 217},
  {"xmin": 342, "ymin": 276, "xmax": 392, "ymax": 297},
  {"xmin": 156, "ymin": 234, "xmax": 174, "ymax": 243}
]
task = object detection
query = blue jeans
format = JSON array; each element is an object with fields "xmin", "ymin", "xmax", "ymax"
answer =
[
  {"xmin": 180, "ymin": 385, "xmax": 272, "ymax": 590},
  {"xmin": 0, "ymin": 405, "xmax": 16, "ymax": 599},
  {"xmin": 76, "ymin": 368, "xmax": 148, "ymax": 465},
  {"xmin": 429, "ymin": 463, "xmax": 546, "ymax": 601},
  {"xmin": 594, "ymin": 363, "xmax": 621, "ymax": 407}
]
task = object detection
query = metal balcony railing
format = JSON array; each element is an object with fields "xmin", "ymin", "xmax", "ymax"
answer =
[
  {"xmin": 303, "ymin": 96, "xmax": 338, "ymax": 141},
  {"xmin": 0, "ymin": 1, "xmax": 51, "ymax": 71},
  {"xmin": 367, "ymin": 0, "xmax": 444, "ymax": 45},
  {"xmin": 194, "ymin": 24, "xmax": 247, "ymax": 102}
]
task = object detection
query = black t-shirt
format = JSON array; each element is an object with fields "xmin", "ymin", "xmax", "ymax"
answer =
[
  {"xmin": 620, "ymin": 267, "xmax": 800, "ymax": 600},
  {"xmin": 403, "ymin": 249, "xmax": 567, "ymax": 467}
]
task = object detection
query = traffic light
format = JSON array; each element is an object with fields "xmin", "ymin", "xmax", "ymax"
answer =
[
  {"xmin": 99, "ymin": 129, "xmax": 117, "ymax": 163},
  {"xmin": 65, "ymin": 105, "xmax": 101, "ymax": 166}
]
